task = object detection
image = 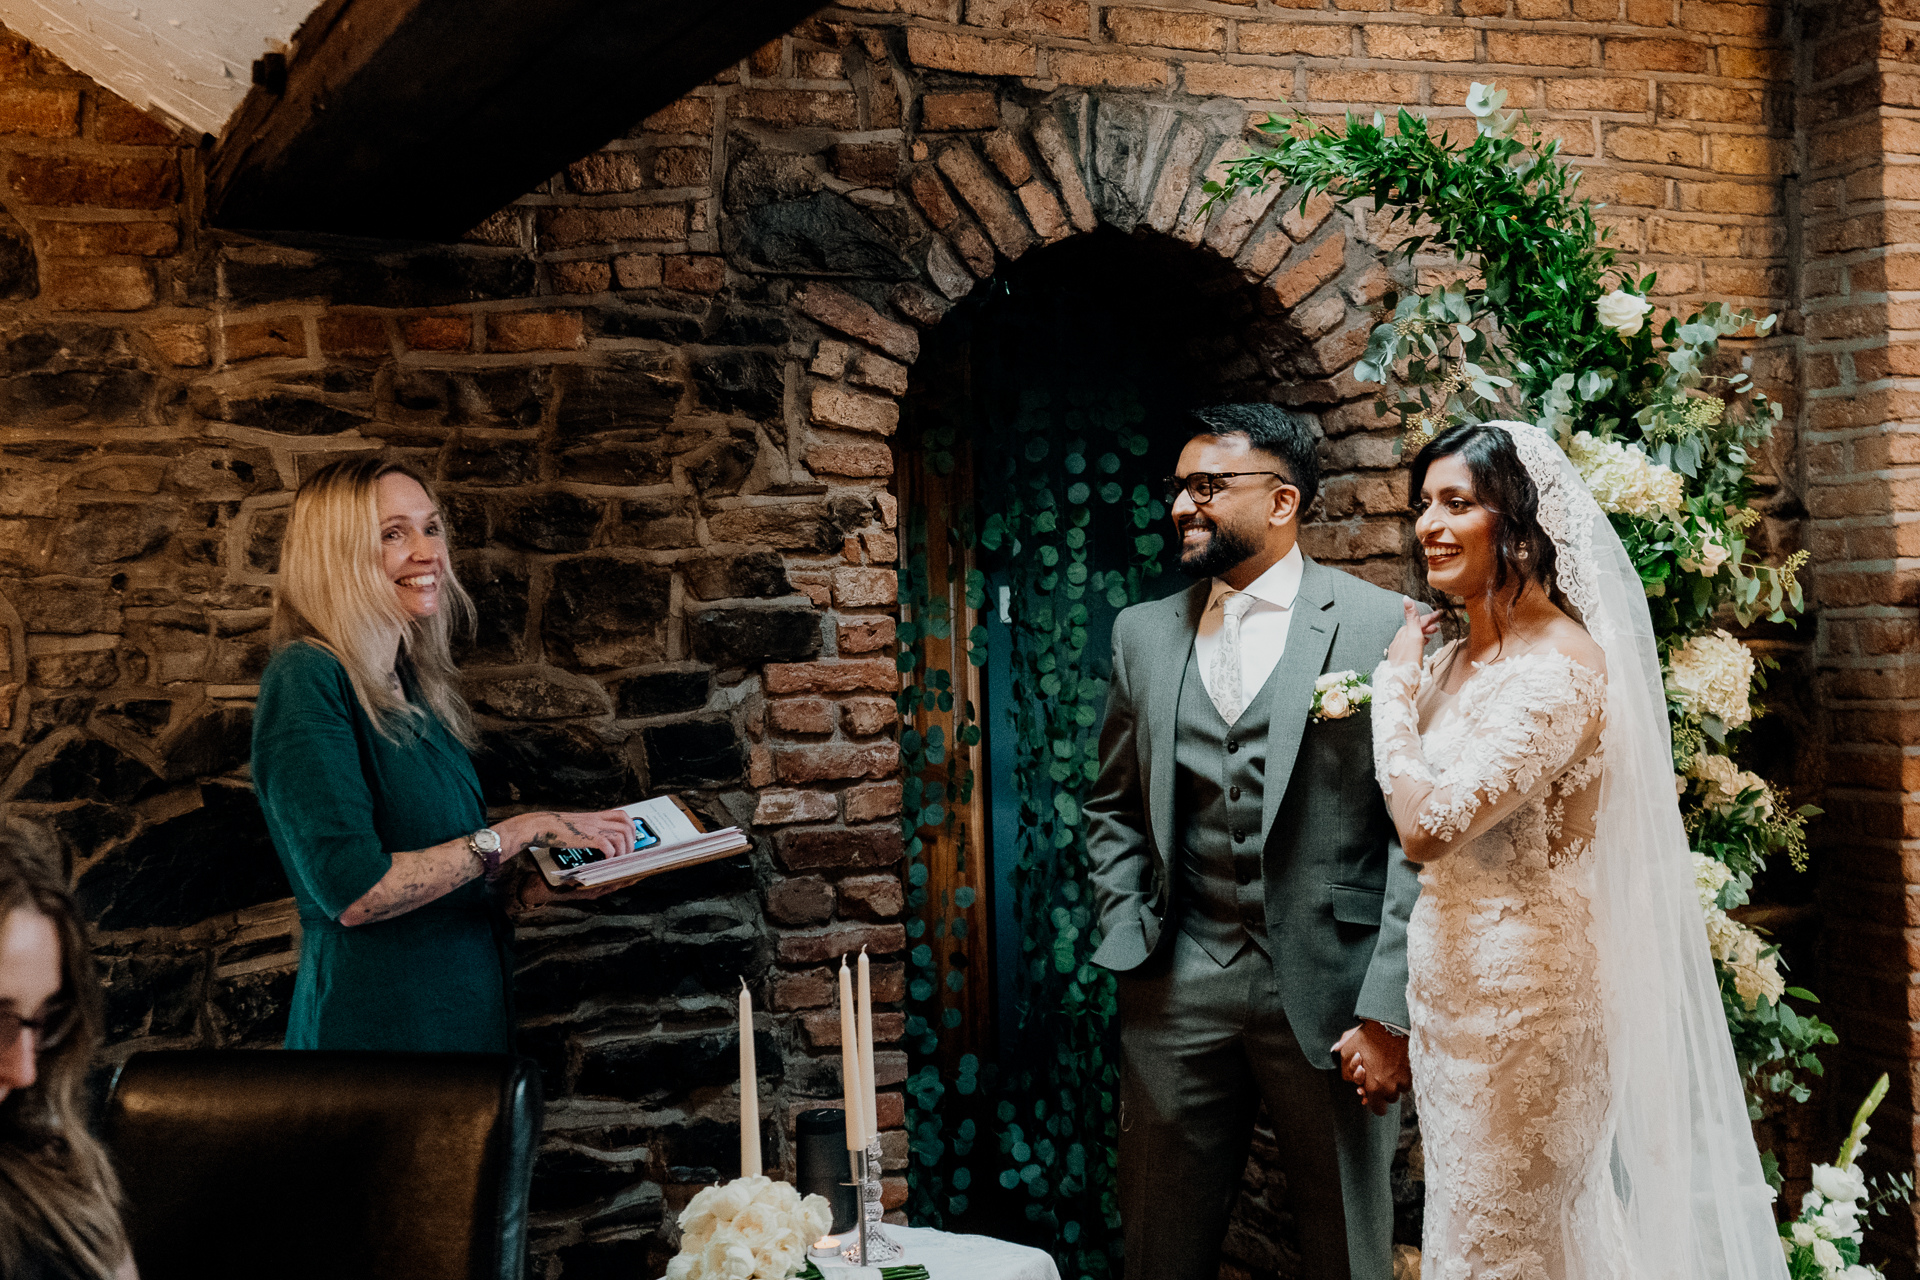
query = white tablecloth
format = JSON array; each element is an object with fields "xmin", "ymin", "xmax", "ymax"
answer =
[{"xmin": 812, "ymin": 1225, "xmax": 1060, "ymax": 1280}]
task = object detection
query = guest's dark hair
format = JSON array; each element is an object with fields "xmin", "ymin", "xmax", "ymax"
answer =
[
  {"xmin": 0, "ymin": 823, "xmax": 128, "ymax": 1280},
  {"xmin": 1407, "ymin": 422, "xmax": 1559, "ymax": 631},
  {"xmin": 1187, "ymin": 403, "xmax": 1321, "ymax": 514}
]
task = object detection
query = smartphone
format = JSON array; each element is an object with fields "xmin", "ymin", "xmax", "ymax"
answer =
[{"xmin": 549, "ymin": 815, "xmax": 660, "ymax": 870}]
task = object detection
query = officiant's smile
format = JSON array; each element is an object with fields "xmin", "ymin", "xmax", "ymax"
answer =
[{"xmin": 379, "ymin": 472, "xmax": 447, "ymax": 621}]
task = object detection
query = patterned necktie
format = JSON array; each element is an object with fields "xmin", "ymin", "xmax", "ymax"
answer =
[{"xmin": 1209, "ymin": 590, "xmax": 1255, "ymax": 724}]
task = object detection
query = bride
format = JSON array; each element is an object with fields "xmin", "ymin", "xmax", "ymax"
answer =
[{"xmin": 1354, "ymin": 420, "xmax": 1786, "ymax": 1280}]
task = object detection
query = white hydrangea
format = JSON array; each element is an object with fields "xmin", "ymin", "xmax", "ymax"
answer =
[
  {"xmin": 1667, "ymin": 629, "xmax": 1757, "ymax": 730},
  {"xmin": 669, "ymin": 1176, "xmax": 833, "ymax": 1280},
  {"xmin": 1726, "ymin": 922, "xmax": 1786, "ymax": 1008},
  {"xmin": 1691, "ymin": 752, "xmax": 1774, "ymax": 818},
  {"xmin": 1566, "ymin": 432, "xmax": 1687, "ymax": 519},
  {"xmin": 1694, "ymin": 853, "xmax": 1733, "ymax": 912}
]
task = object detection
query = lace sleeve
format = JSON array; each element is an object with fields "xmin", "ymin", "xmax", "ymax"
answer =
[
  {"xmin": 1371, "ymin": 657, "xmax": 1433, "ymax": 797},
  {"xmin": 1372, "ymin": 652, "xmax": 1604, "ymax": 855}
]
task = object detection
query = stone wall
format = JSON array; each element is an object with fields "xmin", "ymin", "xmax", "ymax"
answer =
[{"xmin": 0, "ymin": 0, "xmax": 1866, "ymax": 1275}]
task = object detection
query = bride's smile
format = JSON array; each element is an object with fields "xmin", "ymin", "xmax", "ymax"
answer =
[{"xmin": 1413, "ymin": 455, "xmax": 1501, "ymax": 598}]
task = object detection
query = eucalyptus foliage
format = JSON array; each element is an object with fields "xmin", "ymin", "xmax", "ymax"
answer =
[
  {"xmin": 1205, "ymin": 86, "xmax": 1830, "ymax": 1122},
  {"xmin": 898, "ymin": 381, "xmax": 1171, "ymax": 1278}
]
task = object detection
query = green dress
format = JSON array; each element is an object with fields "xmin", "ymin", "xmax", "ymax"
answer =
[{"xmin": 252, "ymin": 640, "xmax": 513, "ymax": 1052}]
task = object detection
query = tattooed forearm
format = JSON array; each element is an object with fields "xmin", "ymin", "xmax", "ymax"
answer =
[{"xmin": 337, "ymin": 836, "xmax": 482, "ymax": 927}]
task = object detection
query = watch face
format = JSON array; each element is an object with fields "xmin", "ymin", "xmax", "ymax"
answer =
[{"xmin": 475, "ymin": 828, "xmax": 502, "ymax": 854}]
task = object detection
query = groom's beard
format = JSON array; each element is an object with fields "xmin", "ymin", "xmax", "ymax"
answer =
[{"xmin": 1177, "ymin": 515, "xmax": 1262, "ymax": 579}]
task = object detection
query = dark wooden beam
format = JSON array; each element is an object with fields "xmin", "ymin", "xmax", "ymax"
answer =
[{"xmin": 208, "ymin": 0, "xmax": 829, "ymax": 242}]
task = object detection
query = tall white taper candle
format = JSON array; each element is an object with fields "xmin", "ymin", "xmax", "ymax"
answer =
[
  {"xmin": 839, "ymin": 957, "xmax": 864, "ymax": 1150},
  {"xmin": 857, "ymin": 946, "xmax": 877, "ymax": 1143},
  {"xmin": 739, "ymin": 977, "xmax": 761, "ymax": 1177}
]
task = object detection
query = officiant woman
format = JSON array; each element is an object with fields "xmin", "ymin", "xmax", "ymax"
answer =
[{"xmin": 252, "ymin": 457, "xmax": 635, "ymax": 1052}]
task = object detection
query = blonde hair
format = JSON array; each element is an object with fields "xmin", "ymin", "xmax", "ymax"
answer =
[
  {"xmin": 0, "ymin": 822, "xmax": 130, "ymax": 1280},
  {"xmin": 269, "ymin": 456, "xmax": 479, "ymax": 748}
]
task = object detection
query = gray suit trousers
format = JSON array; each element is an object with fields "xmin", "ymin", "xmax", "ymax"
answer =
[{"xmin": 1117, "ymin": 930, "xmax": 1398, "ymax": 1280}]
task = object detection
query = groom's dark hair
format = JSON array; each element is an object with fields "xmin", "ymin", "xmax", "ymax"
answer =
[{"xmin": 1186, "ymin": 403, "xmax": 1321, "ymax": 514}]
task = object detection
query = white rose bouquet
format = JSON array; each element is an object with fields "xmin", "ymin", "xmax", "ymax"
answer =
[
  {"xmin": 667, "ymin": 1176, "xmax": 833, "ymax": 1280},
  {"xmin": 1311, "ymin": 670, "xmax": 1371, "ymax": 722},
  {"xmin": 1779, "ymin": 1075, "xmax": 1915, "ymax": 1280}
]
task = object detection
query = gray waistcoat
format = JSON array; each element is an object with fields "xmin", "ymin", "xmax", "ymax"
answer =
[{"xmin": 1174, "ymin": 641, "xmax": 1277, "ymax": 966}]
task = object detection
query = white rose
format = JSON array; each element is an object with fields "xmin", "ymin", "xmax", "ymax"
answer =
[
  {"xmin": 1815, "ymin": 1198, "xmax": 1863, "ymax": 1243},
  {"xmin": 1321, "ymin": 687, "xmax": 1350, "ymax": 719},
  {"xmin": 1813, "ymin": 1162, "xmax": 1869, "ymax": 1204},
  {"xmin": 1843, "ymin": 1266, "xmax": 1882, "ymax": 1280},
  {"xmin": 732, "ymin": 1202, "xmax": 782, "ymax": 1244},
  {"xmin": 666, "ymin": 1255, "xmax": 698, "ymax": 1280},
  {"xmin": 681, "ymin": 1185, "xmax": 726, "ymax": 1229},
  {"xmin": 1793, "ymin": 1222, "xmax": 1819, "ymax": 1245},
  {"xmin": 799, "ymin": 1194, "xmax": 833, "ymax": 1240},
  {"xmin": 701, "ymin": 1240, "xmax": 756, "ymax": 1280},
  {"xmin": 1813, "ymin": 1239, "xmax": 1845, "ymax": 1271},
  {"xmin": 1679, "ymin": 518, "xmax": 1731, "ymax": 576},
  {"xmin": 707, "ymin": 1181, "xmax": 755, "ymax": 1223},
  {"xmin": 1596, "ymin": 288, "xmax": 1653, "ymax": 337}
]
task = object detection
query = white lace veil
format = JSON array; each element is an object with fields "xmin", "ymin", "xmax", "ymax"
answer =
[{"xmin": 1491, "ymin": 421, "xmax": 1787, "ymax": 1280}]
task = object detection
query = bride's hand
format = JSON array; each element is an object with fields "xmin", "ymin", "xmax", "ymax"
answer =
[{"xmin": 1387, "ymin": 598, "xmax": 1442, "ymax": 668}]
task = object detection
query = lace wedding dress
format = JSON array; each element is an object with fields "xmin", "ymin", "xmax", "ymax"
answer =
[
  {"xmin": 1360, "ymin": 421, "xmax": 1787, "ymax": 1280},
  {"xmin": 1373, "ymin": 642, "xmax": 1618, "ymax": 1280}
]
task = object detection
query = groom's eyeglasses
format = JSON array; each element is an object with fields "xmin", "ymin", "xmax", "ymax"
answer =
[{"xmin": 1162, "ymin": 472, "xmax": 1291, "ymax": 505}]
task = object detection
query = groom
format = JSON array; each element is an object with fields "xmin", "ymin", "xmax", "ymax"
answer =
[{"xmin": 1086, "ymin": 404, "xmax": 1419, "ymax": 1279}]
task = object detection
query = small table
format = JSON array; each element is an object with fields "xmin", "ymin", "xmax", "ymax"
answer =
[{"xmin": 811, "ymin": 1225, "xmax": 1060, "ymax": 1280}]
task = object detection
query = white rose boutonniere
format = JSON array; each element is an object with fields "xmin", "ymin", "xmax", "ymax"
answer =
[
  {"xmin": 1596, "ymin": 288, "xmax": 1653, "ymax": 338},
  {"xmin": 1312, "ymin": 671, "xmax": 1371, "ymax": 722}
]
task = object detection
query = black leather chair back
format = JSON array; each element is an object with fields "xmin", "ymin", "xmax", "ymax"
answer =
[{"xmin": 104, "ymin": 1051, "xmax": 543, "ymax": 1280}]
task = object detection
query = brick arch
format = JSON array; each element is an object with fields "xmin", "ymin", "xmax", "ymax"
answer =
[{"xmin": 779, "ymin": 84, "xmax": 1406, "ymax": 589}]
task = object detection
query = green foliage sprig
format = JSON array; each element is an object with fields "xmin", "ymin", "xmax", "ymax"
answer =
[{"xmin": 1206, "ymin": 84, "xmax": 1830, "ymax": 1118}]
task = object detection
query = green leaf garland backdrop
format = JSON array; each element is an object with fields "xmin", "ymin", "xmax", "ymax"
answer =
[{"xmin": 897, "ymin": 269, "xmax": 1186, "ymax": 1278}]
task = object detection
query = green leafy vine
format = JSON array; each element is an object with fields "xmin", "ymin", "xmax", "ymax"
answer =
[{"xmin": 897, "ymin": 377, "xmax": 1172, "ymax": 1279}]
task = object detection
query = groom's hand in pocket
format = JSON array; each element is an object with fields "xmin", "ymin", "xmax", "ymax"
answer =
[{"xmin": 1333, "ymin": 1020, "xmax": 1411, "ymax": 1116}]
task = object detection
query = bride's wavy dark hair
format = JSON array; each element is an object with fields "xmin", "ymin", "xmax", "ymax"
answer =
[{"xmin": 1407, "ymin": 422, "xmax": 1563, "ymax": 639}]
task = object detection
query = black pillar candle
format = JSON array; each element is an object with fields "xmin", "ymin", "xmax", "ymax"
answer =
[{"xmin": 793, "ymin": 1108, "xmax": 860, "ymax": 1235}]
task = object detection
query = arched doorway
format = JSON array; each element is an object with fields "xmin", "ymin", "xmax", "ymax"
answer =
[{"xmin": 894, "ymin": 225, "xmax": 1418, "ymax": 1273}]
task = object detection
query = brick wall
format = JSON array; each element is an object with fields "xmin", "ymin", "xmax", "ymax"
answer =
[
  {"xmin": 1797, "ymin": 1, "xmax": 1920, "ymax": 1273},
  {"xmin": 0, "ymin": 0, "xmax": 1861, "ymax": 1275}
]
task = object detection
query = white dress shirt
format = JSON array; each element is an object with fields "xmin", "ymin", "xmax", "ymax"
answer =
[{"xmin": 1194, "ymin": 544, "xmax": 1304, "ymax": 709}]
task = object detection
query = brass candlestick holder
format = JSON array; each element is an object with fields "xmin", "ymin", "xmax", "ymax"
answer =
[{"xmin": 842, "ymin": 1138, "xmax": 903, "ymax": 1265}]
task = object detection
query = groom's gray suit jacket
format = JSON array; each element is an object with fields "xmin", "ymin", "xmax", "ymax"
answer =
[{"xmin": 1085, "ymin": 556, "xmax": 1420, "ymax": 1062}]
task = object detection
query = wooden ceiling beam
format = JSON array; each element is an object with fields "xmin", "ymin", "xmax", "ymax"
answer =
[{"xmin": 208, "ymin": 0, "xmax": 827, "ymax": 242}]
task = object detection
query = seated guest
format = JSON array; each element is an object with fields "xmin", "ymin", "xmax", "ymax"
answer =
[
  {"xmin": 253, "ymin": 457, "xmax": 632, "ymax": 1052},
  {"xmin": 0, "ymin": 826, "xmax": 136, "ymax": 1280}
]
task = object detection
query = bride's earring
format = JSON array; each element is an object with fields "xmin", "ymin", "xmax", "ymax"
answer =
[{"xmin": 1516, "ymin": 543, "xmax": 1529, "ymax": 561}]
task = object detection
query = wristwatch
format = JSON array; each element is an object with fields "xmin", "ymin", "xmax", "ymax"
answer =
[{"xmin": 467, "ymin": 827, "xmax": 504, "ymax": 880}]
